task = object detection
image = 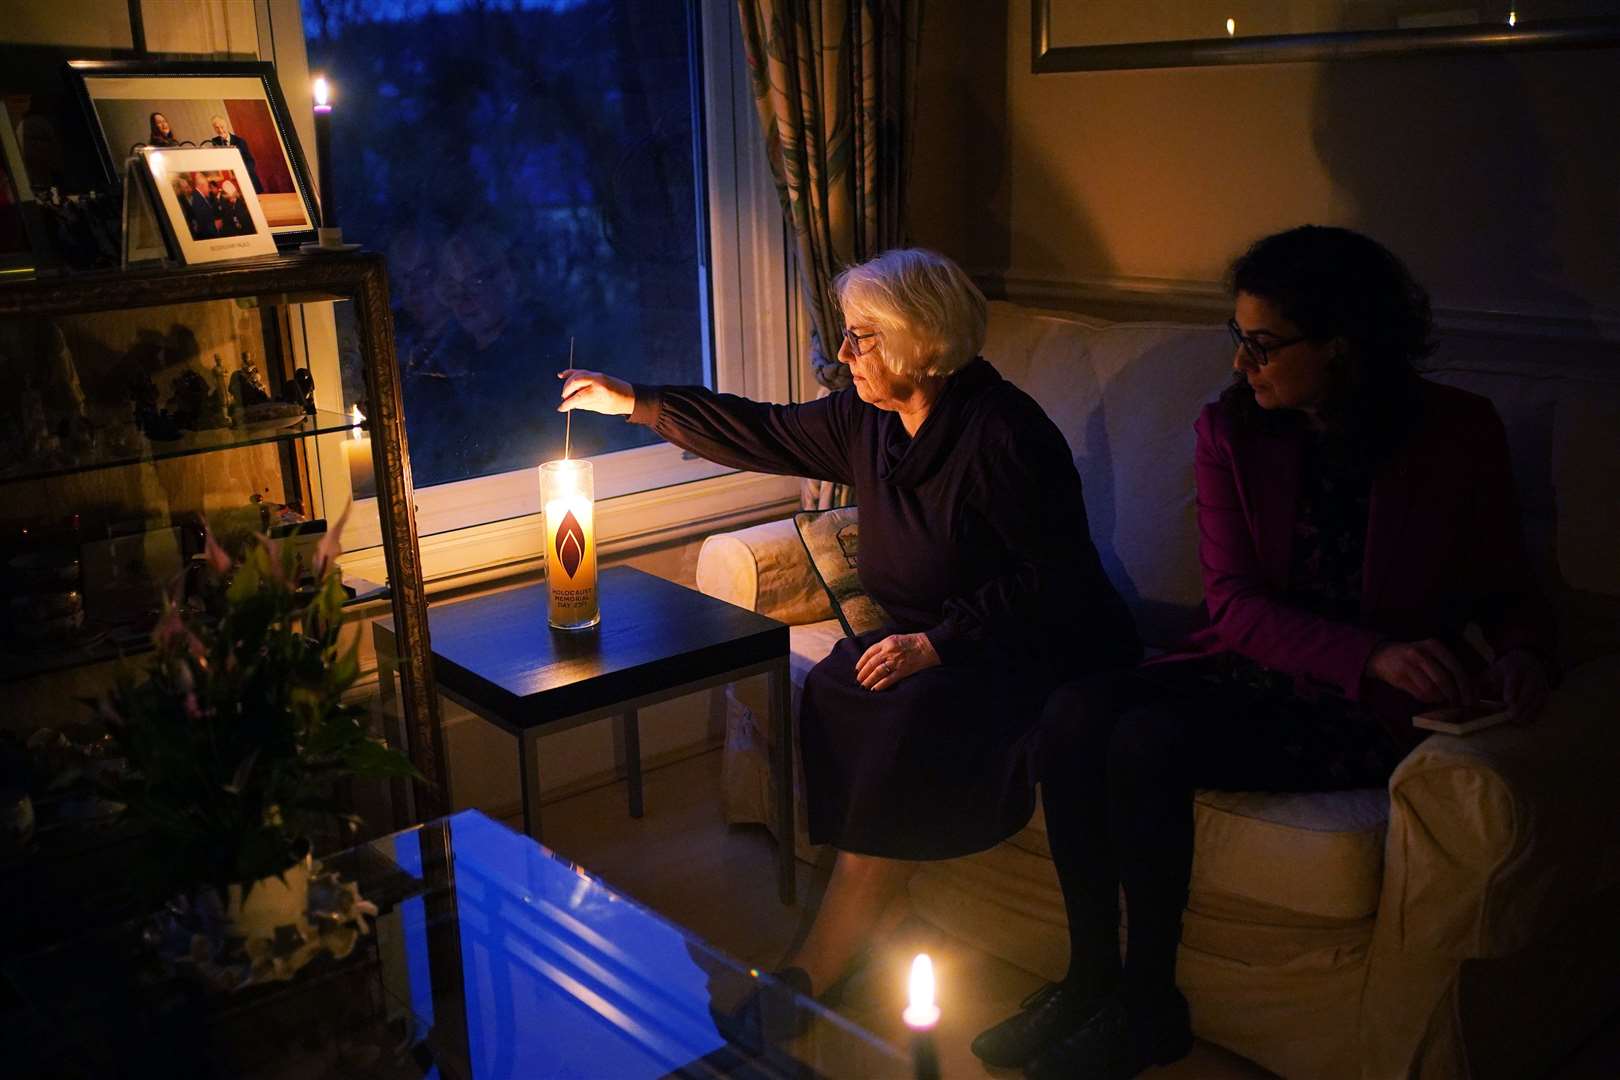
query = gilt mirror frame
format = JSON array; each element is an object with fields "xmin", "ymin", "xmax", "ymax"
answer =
[{"xmin": 1032, "ymin": 3, "xmax": 1620, "ymax": 72}]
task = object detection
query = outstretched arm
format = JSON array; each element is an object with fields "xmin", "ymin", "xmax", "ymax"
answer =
[{"xmin": 559, "ymin": 369, "xmax": 855, "ymax": 485}]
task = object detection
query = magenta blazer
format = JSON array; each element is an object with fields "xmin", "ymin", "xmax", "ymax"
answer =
[{"xmin": 1159, "ymin": 379, "xmax": 1554, "ymax": 718}]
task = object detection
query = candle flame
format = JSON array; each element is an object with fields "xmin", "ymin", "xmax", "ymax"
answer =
[
  {"xmin": 350, "ymin": 404, "xmax": 364, "ymax": 440},
  {"xmin": 313, "ymin": 76, "xmax": 331, "ymax": 107},
  {"xmin": 903, "ymin": 953, "xmax": 941, "ymax": 1029},
  {"xmin": 1226, "ymin": 17, "xmax": 1236, "ymax": 36}
]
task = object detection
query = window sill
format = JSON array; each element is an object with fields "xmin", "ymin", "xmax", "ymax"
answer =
[{"xmin": 338, "ymin": 469, "xmax": 801, "ymax": 595}]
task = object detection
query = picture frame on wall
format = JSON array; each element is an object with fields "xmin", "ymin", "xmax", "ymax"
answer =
[
  {"xmin": 68, "ymin": 60, "xmax": 320, "ymax": 248},
  {"xmin": 137, "ymin": 145, "xmax": 277, "ymax": 264}
]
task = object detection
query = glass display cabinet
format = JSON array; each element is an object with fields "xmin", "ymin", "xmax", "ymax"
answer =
[{"xmin": 0, "ymin": 252, "xmax": 445, "ymax": 933}]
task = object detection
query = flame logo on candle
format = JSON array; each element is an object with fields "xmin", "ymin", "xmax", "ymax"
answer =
[{"xmin": 554, "ymin": 510, "xmax": 586, "ymax": 579}]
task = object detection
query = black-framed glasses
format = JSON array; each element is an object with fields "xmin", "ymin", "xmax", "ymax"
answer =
[
  {"xmin": 842, "ymin": 326, "xmax": 880, "ymax": 356},
  {"xmin": 1227, "ymin": 318, "xmax": 1308, "ymax": 367}
]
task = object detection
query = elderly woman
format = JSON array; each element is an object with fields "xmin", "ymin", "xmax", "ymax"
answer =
[
  {"xmin": 560, "ymin": 248, "xmax": 1139, "ymax": 1002},
  {"xmin": 975, "ymin": 226, "xmax": 1557, "ymax": 1080}
]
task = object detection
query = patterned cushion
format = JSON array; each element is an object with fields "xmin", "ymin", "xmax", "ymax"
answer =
[{"xmin": 793, "ymin": 508, "xmax": 888, "ymax": 636}]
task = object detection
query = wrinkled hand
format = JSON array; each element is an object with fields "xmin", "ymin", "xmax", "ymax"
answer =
[
  {"xmin": 1366, "ymin": 638, "xmax": 1475, "ymax": 707},
  {"xmin": 856, "ymin": 633, "xmax": 940, "ymax": 692},
  {"xmin": 558, "ymin": 369, "xmax": 635, "ymax": 416},
  {"xmin": 1480, "ymin": 648, "xmax": 1550, "ymax": 724}
]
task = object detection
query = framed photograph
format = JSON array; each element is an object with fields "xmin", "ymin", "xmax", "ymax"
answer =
[
  {"xmin": 68, "ymin": 60, "xmax": 319, "ymax": 247},
  {"xmin": 139, "ymin": 145, "xmax": 277, "ymax": 263}
]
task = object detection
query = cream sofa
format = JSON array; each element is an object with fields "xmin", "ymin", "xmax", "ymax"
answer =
[{"xmin": 698, "ymin": 301, "xmax": 1620, "ymax": 1079}]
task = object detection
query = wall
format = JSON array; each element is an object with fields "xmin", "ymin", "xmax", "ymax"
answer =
[{"xmin": 912, "ymin": 0, "xmax": 1620, "ymax": 346}]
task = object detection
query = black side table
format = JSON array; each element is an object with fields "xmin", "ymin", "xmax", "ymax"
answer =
[{"xmin": 373, "ymin": 566, "xmax": 797, "ymax": 902}]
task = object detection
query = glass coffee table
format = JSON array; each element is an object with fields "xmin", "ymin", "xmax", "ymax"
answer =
[
  {"xmin": 8, "ymin": 809, "xmax": 905, "ymax": 1078},
  {"xmin": 360, "ymin": 809, "xmax": 907, "ymax": 1078}
]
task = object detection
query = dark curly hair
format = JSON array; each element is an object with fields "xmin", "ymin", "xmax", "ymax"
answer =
[{"xmin": 1220, "ymin": 225, "xmax": 1434, "ymax": 461}]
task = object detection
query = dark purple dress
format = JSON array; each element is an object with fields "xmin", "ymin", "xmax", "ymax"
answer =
[{"xmin": 629, "ymin": 359, "xmax": 1139, "ymax": 858}]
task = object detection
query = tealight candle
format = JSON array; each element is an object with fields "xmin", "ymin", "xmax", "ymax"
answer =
[
  {"xmin": 344, "ymin": 404, "xmax": 374, "ymax": 497},
  {"xmin": 904, "ymin": 953, "xmax": 942, "ymax": 1080},
  {"xmin": 540, "ymin": 458, "xmax": 598, "ymax": 629}
]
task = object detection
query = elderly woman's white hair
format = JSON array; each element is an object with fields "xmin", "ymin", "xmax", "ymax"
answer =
[{"xmin": 834, "ymin": 248, "xmax": 987, "ymax": 378}]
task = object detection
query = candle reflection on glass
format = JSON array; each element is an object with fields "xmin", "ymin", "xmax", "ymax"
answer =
[
  {"xmin": 904, "ymin": 953, "xmax": 941, "ymax": 1080},
  {"xmin": 540, "ymin": 458, "xmax": 599, "ymax": 629},
  {"xmin": 344, "ymin": 404, "xmax": 375, "ymax": 497}
]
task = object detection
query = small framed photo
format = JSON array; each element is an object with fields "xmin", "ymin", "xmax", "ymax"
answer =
[
  {"xmin": 68, "ymin": 59, "xmax": 320, "ymax": 248},
  {"xmin": 139, "ymin": 146, "xmax": 277, "ymax": 264}
]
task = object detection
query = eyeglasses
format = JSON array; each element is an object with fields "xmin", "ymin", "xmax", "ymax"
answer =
[
  {"xmin": 842, "ymin": 327, "xmax": 880, "ymax": 356},
  {"xmin": 1227, "ymin": 318, "xmax": 1308, "ymax": 367}
]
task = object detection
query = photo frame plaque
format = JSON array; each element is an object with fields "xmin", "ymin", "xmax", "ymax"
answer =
[{"xmin": 138, "ymin": 145, "xmax": 277, "ymax": 264}]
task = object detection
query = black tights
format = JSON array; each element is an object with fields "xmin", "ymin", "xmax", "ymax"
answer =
[{"xmin": 1039, "ymin": 663, "xmax": 1403, "ymax": 1014}]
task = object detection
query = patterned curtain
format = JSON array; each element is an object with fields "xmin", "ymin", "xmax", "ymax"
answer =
[{"xmin": 736, "ymin": 0, "xmax": 922, "ymax": 395}]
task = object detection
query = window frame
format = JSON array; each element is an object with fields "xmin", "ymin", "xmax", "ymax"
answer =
[{"xmin": 265, "ymin": 0, "xmax": 801, "ymax": 588}]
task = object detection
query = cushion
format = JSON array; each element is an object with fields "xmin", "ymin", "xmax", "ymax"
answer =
[
  {"xmin": 696, "ymin": 520, "xmax": 835, "ymax": 626},
  {"xmin": 793, "ymin": 508, "xmax": 888, "ymax": 636},
  {"xmin": 1191, "ymin": 789, "xmax": 1389, "ymax": 921},
  {"xmin": 982, "ymin": 304, "xmax": 1233, "ymax": 649}
]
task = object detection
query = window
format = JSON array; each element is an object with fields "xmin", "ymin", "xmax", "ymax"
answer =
[{"xmin": 291, "ymin": 0, "xmax": 799, "ymax": 572}]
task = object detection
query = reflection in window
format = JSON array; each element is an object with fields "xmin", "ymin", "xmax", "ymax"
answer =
[{"xmin": 306, "ymin": 0, "xmax": 708, "ymax": 489}]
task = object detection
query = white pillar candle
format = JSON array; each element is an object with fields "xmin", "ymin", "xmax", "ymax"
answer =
[
  {"xmin": 540, "ymin": 459, "xmax": 598, "ymax": 629},
  {"xmin": 344, "ymin": 404, "xmax": 375, "ymax": 497}
]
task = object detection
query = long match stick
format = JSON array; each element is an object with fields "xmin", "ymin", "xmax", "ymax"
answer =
[{"xmin": 565, "ymin": 336, "xmax": 575, "ymax": 460}]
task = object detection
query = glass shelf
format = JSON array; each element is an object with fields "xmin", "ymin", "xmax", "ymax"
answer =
[
  {"xmin": 0, "ymin": 576, "xmax": 390, "ymax": 685},
  {"xmin": 0, "ymin": 408, "xmax": 360, "ymax": 487}
]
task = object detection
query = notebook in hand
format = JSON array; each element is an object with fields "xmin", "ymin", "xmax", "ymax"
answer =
[{"xmin": 1413, "ymin": 700, "xmax": 1509, "ymax": 735}]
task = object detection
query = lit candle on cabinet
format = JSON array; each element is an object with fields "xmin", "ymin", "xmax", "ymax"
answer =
[
  {"xmin": 540, "ymin": 458, "xmax": 598, "ymax": 629},
  {"xmin": 344, "ymin": 404, "xmax": 375, "ymax": 497},
  {"xmin": 904, "ymin": 953, "xmax": 942, "ymax": 1080},
  {"xmin": 311, "ymin": 75, "xmax": 340, "ymax": 244}
]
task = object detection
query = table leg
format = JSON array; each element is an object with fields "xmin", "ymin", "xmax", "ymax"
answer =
[
  {"xmin": 770, "ymin": 659, "xmax": 796, "ymax": 905},
  {"xmin": 518, "ymin": 727, "xmax": 543, "ymax": 842},
  {"xmin": 620, "ymin": 709, "xmax": 643, "ymax": 819}
]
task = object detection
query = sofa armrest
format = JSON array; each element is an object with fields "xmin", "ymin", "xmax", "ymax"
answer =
[
  {"xmin": 1381, "ymin": 654, "xmax": 1620, "ymax": 957},
  {"xmin": 696, "ymin": 518, "xmax": 835, "ymax": 625}
]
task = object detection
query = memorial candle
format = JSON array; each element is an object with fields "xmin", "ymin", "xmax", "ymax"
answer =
[
  {"xmin": 904, "ymin": 953, "xmax": 942, "ymax": 1080},
  {"xmin": 540, "ymin": 458, "xmax": 599, "ymax": 629}
]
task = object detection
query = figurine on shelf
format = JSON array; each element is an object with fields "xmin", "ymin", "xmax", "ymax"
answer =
[
  {"xmin": 229, "ymin": 352, "xmax": 272, "ymax": 411},
  {"xmin": 0, "ymin": 319, "xmax": 92, "ymax": 465},
  {"xmin": 130, "ymin": 369, "xmax": 181, "ymax": 442},
  {"xmin": 280, "ymin": 368, "xmax": 317, "ymax": 415},
  {"xmin": 210, "ymin": 355, "xmax": 233, "ymax": 428},
  {"xmin": 166, "ymin": 369, "xmax": 229, "ymax": 431}
]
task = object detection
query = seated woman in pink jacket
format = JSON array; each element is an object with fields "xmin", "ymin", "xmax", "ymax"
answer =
[{"xmin": 974, "ymin": 225, "xmax": 1556, "ymax": 1080}]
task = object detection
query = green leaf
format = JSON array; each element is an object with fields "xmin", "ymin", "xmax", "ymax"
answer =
[{"xmin": 343, "ymin": 737, "xmax": 422, "ymax": 780}]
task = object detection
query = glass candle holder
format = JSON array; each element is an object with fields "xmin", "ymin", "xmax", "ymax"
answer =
[{"xmin": 539, "ymin": 459, "xmax": 599, "ymax": 630}]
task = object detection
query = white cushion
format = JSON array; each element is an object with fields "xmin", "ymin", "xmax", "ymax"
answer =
[
  {"xmin": 696, "ymin": 522, "xmax": 833, "ymax": 626},
  {"xmin": 984, "ymin": 303, "xmax": 1233, "ymax": 648},
  {"xmin": 1191, "ymin": 789, "xmax": 1389, "ymax": 920}
]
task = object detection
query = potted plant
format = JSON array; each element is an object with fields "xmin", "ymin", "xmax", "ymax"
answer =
[{"xmin": 98, "ymin": 519, "xmax": 418, "ymax": 947}]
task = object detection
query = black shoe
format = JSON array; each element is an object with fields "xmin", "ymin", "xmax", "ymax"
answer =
[
  {"xmin": 970, "ymin": 981, "xmax": 1108, "ymax": 1069},
  {"xmin": 1023, "ymin": 991, "xmax": 1192, "ymax": 1080},
  {"xmin": 713, "ymin": 965, "xmax": 815, "ymax": 1050}
]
